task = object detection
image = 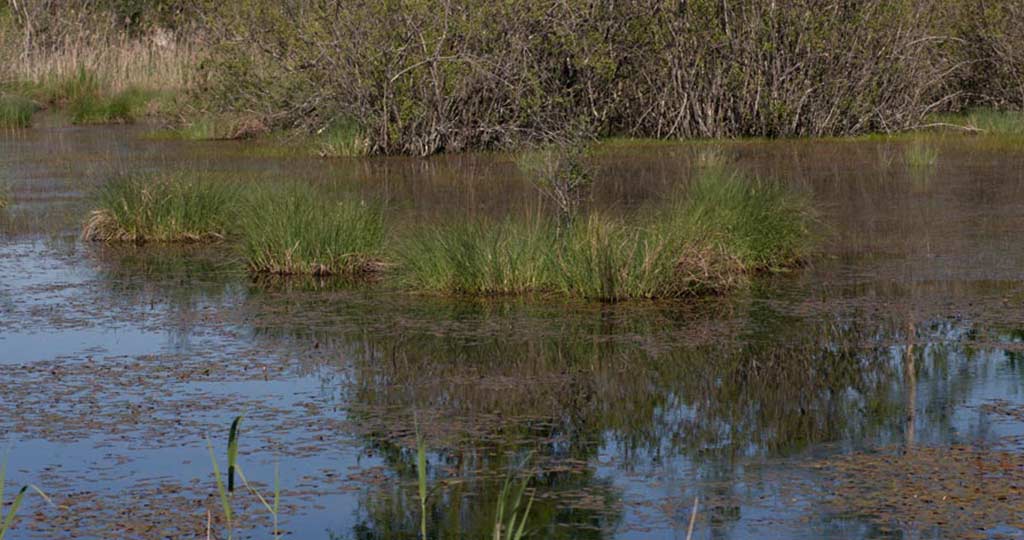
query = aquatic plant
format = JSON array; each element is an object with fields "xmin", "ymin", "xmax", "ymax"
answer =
[
  {"xmin": 207, "ymin": 415, "xmax": 282, "ymax": 540},
  {"xmin": 160, "ymin": 114, "xmax": 269, "ymax": 141},
  {"xmin": 0, "ymin": 455, "xmax": 53, "ymax": 540},
  {"xmin": 416, "ymin": 425, "xmax": 428, "ymax": 540},
  {"xmin": 904, "ymin": 141, "xmax": 939, "ymax": 168},
  {"xmin": 676, "ymin": 168, "xmax": 814, "ymax": 273},
  {"xmin": 492, "ymin": 465, "xmax": 535, "ymax": 540},
  {"xmin": 398, "ymin": 168, "xmax": 814, "ymax": 300},
  {"xmin": 82, "ymin": 173, "xmax": 240, "ymax": 243},
  {"xmin": 395, "ymin": 217, "xmax": 556, "ymax": 296},
  {"xmin": 0, "ymin": 95, "xmax": 36, "ymax": 128},
  {"xmin": 551, "ymin": 214, "xmax": 678, "ymax": 300},
  {"xmin": 318, "ymin": 120, "xmax": 369, "ymax": 157},
  {"xmin": 692, "ymin": 143, "xmax": 731, "ymax": 170},
  {"xmin": 239, "ymin": 183, "xmax": 386, "ymax": 276}
]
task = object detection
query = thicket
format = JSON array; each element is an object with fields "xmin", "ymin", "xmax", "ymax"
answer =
[
  {"xmin": 189, "ymin": 0, "xmax": 1024, "ymax": 155},
  {"xmin": 4, "ymin": 1, "xmax": 1024, "ymax": 151}
]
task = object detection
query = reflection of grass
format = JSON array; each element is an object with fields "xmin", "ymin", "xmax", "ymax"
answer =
[
  {"xmin": 905, "ymin": 141, "xmax": 938, "ymax": 168},
  {"xmin": 83, "ymin": 173, "xmax": 240, "ymax": 243}
]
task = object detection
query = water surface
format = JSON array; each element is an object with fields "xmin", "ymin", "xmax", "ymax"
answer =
[{"xmin": 2, "ymin": 124, "xmax": 1024, "ymax": 539}]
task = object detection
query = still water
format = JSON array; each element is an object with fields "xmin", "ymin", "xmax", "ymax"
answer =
[{"xmin": 2, "ymin": 123, "xmax": 1024, "ymax": 539}]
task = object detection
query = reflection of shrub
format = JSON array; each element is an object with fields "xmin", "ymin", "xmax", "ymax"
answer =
[{"xmin": 516, "ymin": 139, "xmax": 593, "ymax": 223}]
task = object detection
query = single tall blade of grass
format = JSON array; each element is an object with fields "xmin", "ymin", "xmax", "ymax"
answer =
[
  {"xmin": 0, "ymin": 456, "xmax": 53, "ymax": 540},
  {"xmin": 416, "ymin": 421, "xmax": 428, "ymax": 540},
  {"xmin": 227, "ymin": 415, "xmax": 242, "ymax": 493},
  {"xmin": 206, "ymin": 437, "xmax": 233, "ymax": 538}
]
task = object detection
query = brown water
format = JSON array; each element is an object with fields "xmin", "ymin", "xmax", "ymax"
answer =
[{"xmin": 2, "ymin": 123, "xmax": 1024, "ymax": 539}]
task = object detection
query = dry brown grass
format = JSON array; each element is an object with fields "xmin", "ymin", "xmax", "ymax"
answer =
[{"xmin": 6, "ymin": 33, "xmax": 195, "ymax": 94}]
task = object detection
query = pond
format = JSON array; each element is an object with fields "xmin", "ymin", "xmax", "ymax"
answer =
[{"xmin": 2, "ymin": 123, "xmax": 1024, "ymax": 539}]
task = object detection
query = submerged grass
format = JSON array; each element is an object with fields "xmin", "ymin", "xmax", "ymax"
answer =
[
  {"xmin": 905, "ymin": 141, "xmax": 939, "ymax": 168},
  {"xmin": 82, "ymin": 173, "xmax": 240, "ymax": 243},
  {"xmin": 398, "ymin": 168, "xmax": 814, "ymax": 300},
  {"xmin": 239, "ymin": 183, "xmax": 385, "ymax": 276}
]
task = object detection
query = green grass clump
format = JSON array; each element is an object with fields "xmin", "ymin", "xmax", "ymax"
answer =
[
  {"xmin": 676, "ymin": 168, "xmax": 814, "ymax": 272},
  {"xmin": 397, "ymin": 168, "xmax": 813, "ymax": 300},
  {"xmin": 240, "ymin": 183, "xmax": 385, "ymax": 276},
  {"xmin": 317, "ymin": 120, "xmax": 369, "ymax": 157},
  {"xmin": 551, "ymin": 215, "xmax": 677, "ymax": 300},
  {"xmin": 396, "ymin": 217, "xmax": 556, "ymax": 295},
  {"xmin": 15, "ymin": 68, "xmax": 152, "ymax": 124},
  {"xmin": 0, "ymin": 95, "xmax": 37, "ymax": 128},
  {"xmin": 82, "ymin": 173, "xmax": 241, "ymax": 243}
]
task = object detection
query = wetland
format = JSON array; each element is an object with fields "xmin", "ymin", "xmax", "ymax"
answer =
[{"xmin": 2, "ymin": 121, "xmax": 1024, "ymax": 539}]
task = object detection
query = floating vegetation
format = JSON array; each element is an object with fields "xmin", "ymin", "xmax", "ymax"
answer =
[
  {"xmin": 816, "ymin": 445, "xmax": 1024, "ymax": 538},
  {"xmin": 239, "ymin": 183, "xmax": 386, "ymax": 276},
  {"xmin": 82, "ymin": 173, "xmax": 240, "ymax": 243}
]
